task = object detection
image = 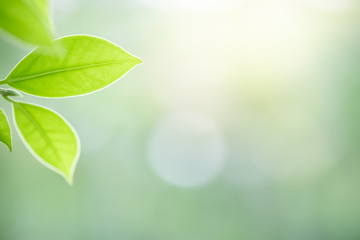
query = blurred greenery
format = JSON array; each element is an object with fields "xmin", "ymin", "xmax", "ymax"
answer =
[
  {"xmin": 0, "ymin": 0, "xmax": 53, "ymax": 46},
  {"xmin": 1, "ymin": 0, "xmax": 360, "ymax": 239}
]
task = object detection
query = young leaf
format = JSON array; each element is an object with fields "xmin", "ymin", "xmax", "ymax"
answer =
[
  {"xmin": 13, "ymin": 102, "xmax": 79, "ymax": 184},
  {"xmin": 0, "ymin": 109, "xmax": 12, "ymax": 151},
  {"xmin": 3, "ymin": 35, "xmax": 143, "ymax": 98},
  {"xmin": 0, "ymin": 0, "xmax": 53, "ymax": 46}
]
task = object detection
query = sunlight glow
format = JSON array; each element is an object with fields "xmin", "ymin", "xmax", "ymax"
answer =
[
  {"xmin": 238, "ymin": 1, "xmax": 312, "ymax": 74},
  {"xmin": 137, "ymin": 0, "xmax": 242, "ymax": 11},
  {"xmin": 147, "ymin": 112, "xmax": 226, "ymax": 187},
  {"xmin": 300, "ymin": 0, "xmax": 354, "ymax": 11}
]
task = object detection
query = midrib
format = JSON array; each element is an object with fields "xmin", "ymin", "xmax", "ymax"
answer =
[
  {"xmin": 15, "ymin": 104, "xmax": 66, "ymax": 170},
  {"xmin": 5, "ymin": 60, "xmax": 126, "ymax": 83}
]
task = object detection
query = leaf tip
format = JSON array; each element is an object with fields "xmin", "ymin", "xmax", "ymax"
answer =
[
  {"xmin": 1, "ymin": 142, "xmax": 12, "ymax": 152},
  {"xmin": 127, "ymin": 53, "xmax": 143, "ymax": 66},
  {"xmin": 58, "ymin": 169, "xmax": 74, "ymax": 185},
  {"xmin": 137, "ymin": 57, "xmax": 144, "ymax": 63},
  {"xmin": 134, "ymin": 57, "xmax": 143, "ymax": 65},
  {"xmin": 65, "ymin": 174, "xmax": 74, "ymax": 186}
]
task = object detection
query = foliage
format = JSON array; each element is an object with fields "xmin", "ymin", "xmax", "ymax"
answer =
[
  {"xmin": 0, "ymin": 0, "xmax": 141, "ymax": 184},
  {"xmin": 0, "ymin": 109, "xmax": 12, "ymax": 151},
  {"xmin": 0, "ymin": 0, "xmax": 53, "ymax": 46}
]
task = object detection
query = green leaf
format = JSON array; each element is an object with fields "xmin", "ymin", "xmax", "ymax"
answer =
[
  {"xmin": 0, "ymin": 0, "xmax": 53, "ymax": 46},
  {"xmin": 13, "ymin": 102, "xmax": 79, "ymax": 184},
  {"xmin": 0, "ymin": 109, "xmax": 12, "ymax": 151},
  {"xmin": 4, "ymin": 35, "xmax": 143, "ymax": 97}
]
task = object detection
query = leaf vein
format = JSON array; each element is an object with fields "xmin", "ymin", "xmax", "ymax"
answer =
[
  {"xmin": 6, "ymin": 60, "xmax": 131, "ymax": 83},
  {"xmin": 15, "ymin": 104, "xmax": 64, "ymax": 169}
]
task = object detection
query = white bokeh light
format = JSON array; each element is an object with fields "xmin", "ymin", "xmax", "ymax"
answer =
[{"xmin": 147, "ymin": 112, "xmax": 226, "ymax": 187}]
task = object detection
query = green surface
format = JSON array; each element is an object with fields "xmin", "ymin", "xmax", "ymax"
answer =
[
  {"xmin": 0, "ymin": 109, "xmax": 11, "ymax": 151},
  {"xmin": 0, "ymin": 0, "xmax": 53, "ymax": 46},
  {"xmin": 13, "ymin": 102, "xmax": 79, "ymax": 184},
  {"xmin": 3, "ymin": 35, "xmax": 142, "ymax": 98},
  {"xmin": 1, "ymin": 0, "xmax": 360, "ymax": 239}
]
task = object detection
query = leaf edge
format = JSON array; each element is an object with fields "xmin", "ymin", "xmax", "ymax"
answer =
[
  {"xmin": 4, "ymin": 34, "xmax": 143, "ymax": 99},
  {"xmin": 0, "ymin": 108, "xmax": 12, "ymax": 152},
  {"xmin": 12, "ymin": 102, "xmax": 80, "ymax": 185}
]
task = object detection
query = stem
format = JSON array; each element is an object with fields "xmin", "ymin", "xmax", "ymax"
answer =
[
  {"xmin": 3, "ymin": 95, "xmax": 16, "ymax": 104},
  {"xmin": 0, "ymin": 88, "xmax": 21, "ymax": 103},
  {"xmin": 0, "ymin": 79, "xmax": 7, "ymax": 85}
]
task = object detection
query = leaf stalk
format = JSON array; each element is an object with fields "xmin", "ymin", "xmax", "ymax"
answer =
[{"xmin": 0, "ymin": 88, "xmax": 22, "ymax": 103}]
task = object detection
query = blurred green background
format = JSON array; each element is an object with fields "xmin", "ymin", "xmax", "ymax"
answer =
[{"xmin": 1, "ymin": 0, "xmax": 360, "ymax": 239}]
